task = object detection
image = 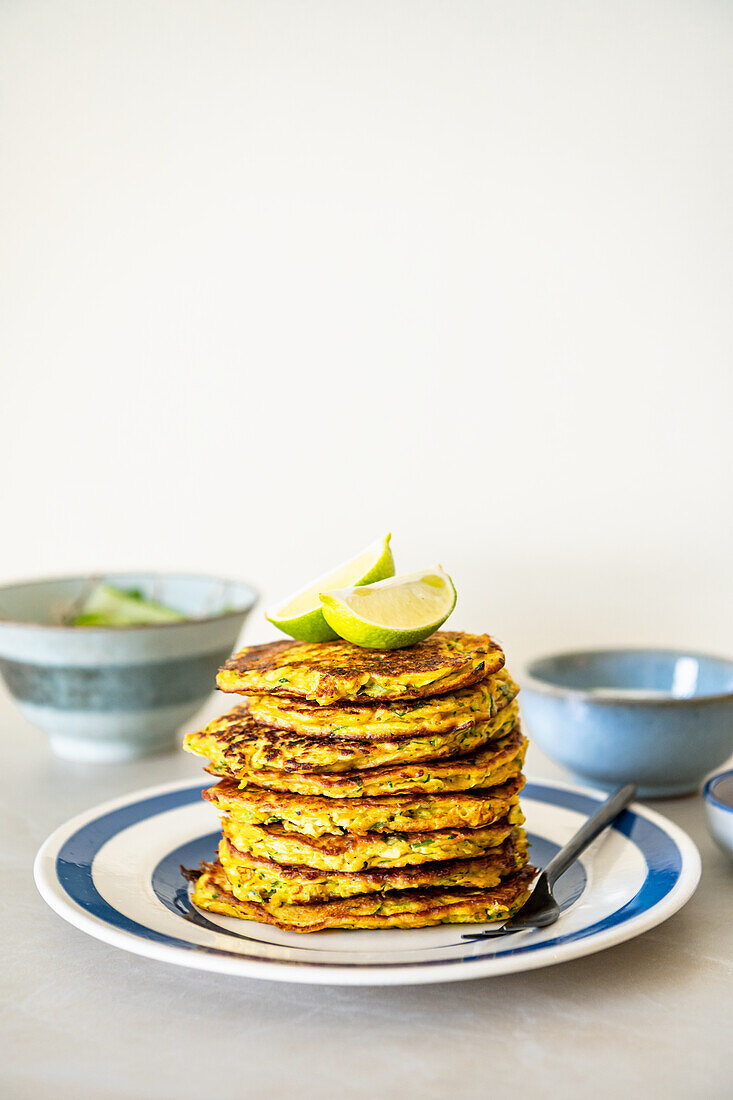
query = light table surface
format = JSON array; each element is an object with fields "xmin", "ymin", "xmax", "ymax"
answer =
[{"xmin": 1, "ymin": 688, "xmax": 731, "ymax": 1100}]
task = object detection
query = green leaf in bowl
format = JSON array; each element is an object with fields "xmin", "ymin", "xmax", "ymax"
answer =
[{"xmin": 70, "ymin": 583, "xmax": 187, "ymax": 626}]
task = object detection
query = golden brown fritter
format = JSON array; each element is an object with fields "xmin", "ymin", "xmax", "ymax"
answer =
[
  {"xmin": 203, "ymin": 729, "xmax": 527, "ymax": 799},
  {"xmin": 216, "ymin": 632, "xmax": 503, "ymax": 705},
  {"xmin": 243, "ymin": 668, "xmax": 518, "ymax": 739},
  {"xmin": 222, "ymin": 782, "xmax": 525, "ymax": 872},
  {"xmin": 183, "ymin": 699, "xmax": 519, "ymax": 776},
  {"xmin": 217, "ymin": 828, "xmax": 529, "ymax": 906},
  {"xmin": 191, "ymin": 860, "xmax": 535, "ymax": 932},
  {"xmin": 207, "ymin": 772, "xmax": 525, "ymax": 837}
]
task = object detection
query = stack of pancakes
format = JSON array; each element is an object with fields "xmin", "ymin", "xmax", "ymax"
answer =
[{"xmin": 184, "ymin": 631, "xmax": 535, "ymax": 933}]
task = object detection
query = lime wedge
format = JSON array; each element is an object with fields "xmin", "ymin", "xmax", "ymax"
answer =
[
  {"xmin": 320, "ymin": 567, "xmax": 456, "ymax": 650},
  {"xmin": 266, "ymin": 535, "xmax": 394, "ymax": 642}
]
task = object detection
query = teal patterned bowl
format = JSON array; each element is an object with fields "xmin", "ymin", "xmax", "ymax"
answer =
[
  {"xmin": 0, "ymin": 573, "xmax": 258, "ymax": 761},
  {"xmin": 521, "ymin": 648, "xmax": 733, "ymax": 797}
]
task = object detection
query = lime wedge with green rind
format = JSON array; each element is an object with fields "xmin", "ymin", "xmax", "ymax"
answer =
[
  {"xmin": 320, "ymin": 567, "xmax": 456, "ymax": 650},
  {"xmin": 266, "ymin": 535, "xmax": 394, "ymax": 642}
]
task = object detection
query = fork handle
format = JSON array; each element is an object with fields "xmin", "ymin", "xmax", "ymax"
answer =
[{"xmin": 544, "ymin": 784, "xmax": 636, "ymax": 887}]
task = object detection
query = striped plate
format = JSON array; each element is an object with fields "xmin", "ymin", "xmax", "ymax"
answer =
[{"xmin": 34, "ymin": 777, "xmax": 700, "ymax": 985}]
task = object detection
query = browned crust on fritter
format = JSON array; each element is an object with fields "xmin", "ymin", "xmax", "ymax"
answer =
[
  {"xmin": 208, "ymin": 705, "xmax": 476, "ymax": 760},
  {"xmin": 240, "ymin": 670, "xmax": 518, "ymax": 739},
  {"xmin": 221, "ymin": 828, "xmax": 527, "ymax": 886},
  {"xmin": 187, "ymin": 695, "xmax": 518, "ymax": 775},
  {"xmin": 205, "ymin": 773, "xmax": 525, "ymax": 825},
  {"xmin": 217, "ymin": 632, "xmax": 504, "ymax": 703},
  {"xmin": 241, "ymin": 707, "xmax": 484, "ymax": 743},
  {"xmin": 223, "ymin": 774, "xmax": 524, "ymax": 854},
  {"xmin": 192, "ymin": 861, "xmax": 536, "ymax": 932},
  {"xmin": 204, "ymin": 728, "xmax": 526, "ymax": 798}
]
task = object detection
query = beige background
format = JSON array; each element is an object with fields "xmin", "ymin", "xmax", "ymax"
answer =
[{"xmin": 1, "ymin": 0, "xmax": 731, "ymax": 670}]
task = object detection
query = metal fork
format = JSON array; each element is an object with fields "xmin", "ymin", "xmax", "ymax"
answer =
[{"xmin": 462, "ymin": 783, "xmax": 637, "ymax": 939}]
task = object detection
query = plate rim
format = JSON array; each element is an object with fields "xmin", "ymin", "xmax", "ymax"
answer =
[{"xmin": 34, "ymin": 775, "xmax": 702, "ymax": 986}]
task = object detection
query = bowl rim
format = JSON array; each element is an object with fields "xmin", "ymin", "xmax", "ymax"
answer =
[
  {"xmin": 523, "ymin": 646, "xmax": 733, "ymax": 707},
  {"xmin": 0, "ymin": 571, "xmax": 259, "ymax": 632},
  {"xmin": 703, "ymin": 770, "xmax": 733, "ymax": 814}
]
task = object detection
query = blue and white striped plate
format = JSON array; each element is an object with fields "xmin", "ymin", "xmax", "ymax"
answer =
[{"xmin": 34, "ymin": 777, "xmax": 700, "ymax": 985}]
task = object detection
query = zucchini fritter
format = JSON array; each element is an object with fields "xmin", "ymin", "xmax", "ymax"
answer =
[
  {"xmin": 243, "ymin": 668, "xmax": 518, "ymax": 739},
  {"xmin": 192, "ymin": 860, "xmax": 536, "ymax": 932},
  {"xmin": 217, "ymin": 631, "xmax": 503, "ymax": 705},
  {"xmin": 207, "ymin": 729, "xmax": 526, "ymax": 799},
  {"xmin": 223, "ymin": 785, "xmax": 525, "ymax": 872},
  {"xmin": 184, "ymin": 699, "xmax": 519, "ymax": 776},
  {"xmin": 207, "ymin": 773, "xmax": 525, "ymax": 837},
  {"xmin": 218, "ymin": 828, "xmax": 529, "ymax": 906}
]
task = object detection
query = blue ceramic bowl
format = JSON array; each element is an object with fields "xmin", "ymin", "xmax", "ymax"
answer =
[
  {"xmin": 0, "ymin": 573, "xmax": 258, "ymax": 762},
  {"xmin": 521, "ymin": 648, "xmax": 733, "ymax": 797},
  {"xmin": 703, "ymin": 770, "xmax": 733, "ymax": 859}
]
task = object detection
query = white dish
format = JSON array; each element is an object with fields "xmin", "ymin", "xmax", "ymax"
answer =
[
  {"xmin": 704, "ymin": 769, "xmax": 733, "ymax": 859},
  {"xmin": 34, "ymin": 777, "xmax": 700, "ymax": 986}
]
